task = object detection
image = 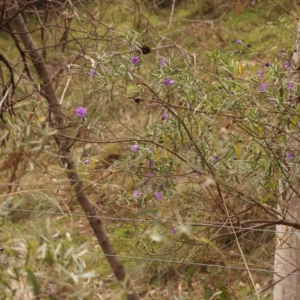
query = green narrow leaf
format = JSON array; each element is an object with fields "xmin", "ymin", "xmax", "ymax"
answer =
[
  {"xmin": 219, "ymin": 286, "xmax": 232, "ymax": 299},
  {"xmin": 204, "ymin": 287, "xmax": 213, "ymax": 300},
  {"xmin": 26, "ymin": 268, "xmax": 40, "ymax": 296},
  {"xmin": 186, "ymin": 264, "xmax": 196, "ymax": 280},
  {"xmin": 279, "ymin": 87, "xmax": 284, "ymax": 98},
  {"xmin": 291, "ymin": 116, "xmax": 299, "ymax": 130}
]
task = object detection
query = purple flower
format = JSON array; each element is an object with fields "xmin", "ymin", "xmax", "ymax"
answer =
[
  {"xmin": 132, "ymin": 144, "xmax": 139, "ymax": 153},
  {"xmin": 171, "ymin": 228, "xmax": 176, "ymax": 234},
  {"xmin": 90, "ymin": 69, "xmax": 97, "ymax": 77},
  {"xmin": 160, "ymin": 59, "xmax": 167, "ymax": 68},
  {"xmin": 259, "ymin": 83, "xmax": 267, "ymax": 92},
  {"xmin": 159, "ymin": 184, "xmax": 164, "ymax": 190},
  {"xmin": 264, "ymin": 62, "xmax": 270, "ymax": 67},
  {"xmin": 164, "ymin": 78, "xmax": 175, "ymax": 86},
  {"xmin": 133, "ymin": 190, "xmax": 142, "ymax": 199},
  {"xmin": 215, "ymin": 156, "xmax": 220, "ymax": 163},
  {"xmin": 288, "ymin": 82, "xmax": 294, "ymax": 90},
  {"xmin": 154, "ymin": 192, "xmax": 163, "ymax": 201},
  {"xmin": 146, "ymin": 172, "xmax": 153, "ymax": 179},
  {"xmin": 76, "ymin": 107, "xmax": 87, "ymax": 118},
  {"xmin": 257, "ymin": 69, "xmax": 263, "ymax": 78},
  {"xmin": 84, "ymin": 159, "xmax": 90, "ymax": 164},
  {"xmin": 236, "ymin": 39, "xmax": 242, "ymax": 45},
  {"xmin": 148, "ymin": 160, "xmax": 154, "ymax": 167},
  {"xmin": 252, "ymin": 0, "xmax": 255, "ymax": 5},
  {"xmin": 132, "ymin": 56, "xmax": 139, "ymax": 64},
  {"xmin": 162, "ymin": 114, "xmax": 169, "ymax": 121},
  {"xmin": 285, "ymin": 61, "xmax": 292, "ymax": 69},
  {"xmin": 288, "ymin": 153, "xmax": 295, "ymax": 160}
]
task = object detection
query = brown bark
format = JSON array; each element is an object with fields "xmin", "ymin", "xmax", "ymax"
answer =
[{"xmin": 8, "ymin": 1, "xmax": 140, "ymax": 299}]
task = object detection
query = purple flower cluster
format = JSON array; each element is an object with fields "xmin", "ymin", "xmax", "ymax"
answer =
[
  {"xmin": 132, "ymin": 190, "xmax": 163, "ymax": 201},
  {"xmin": 133, "ymin": 190, "xmax": 142, "ymax": 199},
  {"xmin": 146, "ymin": 172, "xmax": 153, "ymax": 179},
  {"xmin": 132, "ymin": 144, "xmax": 139, "ymax": 153},
  {"xmin": 132, "ymin": 56, "xmax": 139, "ymax": 64},
  {"xmin": 165, "ymin": 78, "xmax": 175, "ymax": 86},
  {"xmin": 76, "ymin": 107, "xmax": 87, "ymax": 117},
  {"xmin": 259, "ymin": 83, "xmax": 267, "ymax": 92},
  {"xmin": 288, "ymin": 82, "xmax": 294, "ymax": 90},
  {"xmin": 162, "ymin": 114, "xmax": 169, "ymax": 121},
  {"xmin": 154, "ymin": 192, "xmax": 163, "ymax": 201},
  {"xmin": 257, "ymin": 69, "xmax": 263, "ymax": 78},
  {"xmin": 285, "ymin": 61, "xmax": 292, "ymax": 69},
  {"xmin": 90, "ymin": 69, "xmax": 97, "ymax": 77},
  {"xmin": 160, "ymin": 59, "xmax": 167, "ymax": 68}
]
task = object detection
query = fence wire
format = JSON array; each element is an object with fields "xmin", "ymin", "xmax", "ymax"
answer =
[
  {"xmin": 2, "ymin": 207, "xmax": 300, "ymax": 276},
  {"xmin": 2, "ymin": 207, "xmax": 299, "ymax": 235}
]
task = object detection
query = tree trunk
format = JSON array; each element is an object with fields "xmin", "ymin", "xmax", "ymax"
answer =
[
  {"xmin": 274, "ymin": 192, "xmax": 300, "ymax": 299},
  {"xmin": 8, "ymin": 1, "xmax": 140, "ymax": 299}
]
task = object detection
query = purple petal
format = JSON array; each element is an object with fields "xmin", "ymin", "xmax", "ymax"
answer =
[
  {"xmin": 159, "ymin": 184, "xmax": 164, "ymax": 190},
  {"xmin": 164, "ymin": 78, "xmax": 175, "ymax": 86},
  {"xmin": 133, "ymin": 190, "xmax": 142, "ymax": 199},
  {"xmin": 285, "ymin": 61, "xmax": 292, "ymax": 69},
  {"xmin": 132, "ymin": 57, "xmax": 139, "ymax": 64},
  {"xmin": 288, "ymin": 82, "xmax": 294, "ymax": 90},
  {"xmin": 154, "ymin": 192, "xmax": 163, "ymax": 201},
  {"xmin": 259, "ymin": 83, "xmax": 267, "ymax": 92},
  {"xmin": 160, "ymin": 59, "xmax": 167, "ymax": 68},
  {"xmin": 76, "ymin": 107, "xmax": 87, "ymax": 117},
  {"xmin": 146, "ymin": 172, "xmax": 153, "ymax": 178},
  {"xmin": 90, "ymin": 69, "xmax": 97, "ymax": 77},
  {"xmin": 132, "ymin": 144, "xmax": 139, "ymax": 153},
  {"xmin": 162, "ymin": 114, "xmax": 169, "ymax": 121}
]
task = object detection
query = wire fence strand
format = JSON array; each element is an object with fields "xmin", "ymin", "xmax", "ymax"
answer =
[
  {"xmin": 2, "ymin": 207, "xmax": 299, "ymax": 235},
  {"xmin": 2, "ymin": 207, "xmax": 300, "ymax": 276},
  {"xmin": 82, "ymin": 252, "xmax": 300, "ymax": 276}
]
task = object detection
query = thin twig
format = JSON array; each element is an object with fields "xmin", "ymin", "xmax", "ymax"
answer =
[{"xmin": 167, "ymin": 0, "xmax": 176, "ymax": 30}]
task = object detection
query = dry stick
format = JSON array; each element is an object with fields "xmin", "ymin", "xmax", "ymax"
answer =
[
  {"xmin": 9, "ymin": 2, "xmax": 140, "ymax": 299},
  {"xmin": 167, "ymin": 0, "xmax": 175, "ymax": 30},
  {"xmin": 59, "ymin": 64, "xmax": 72, "ymax": 104}
]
